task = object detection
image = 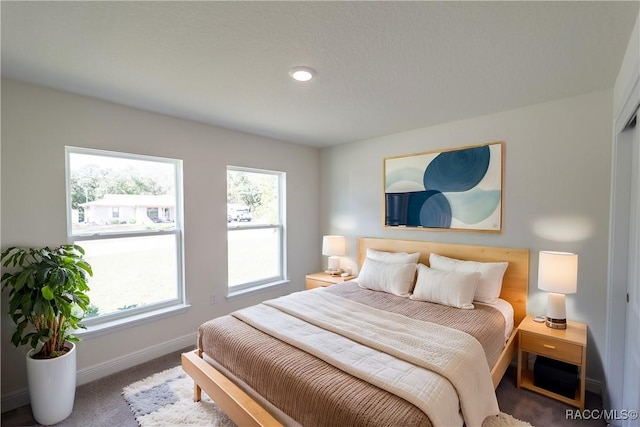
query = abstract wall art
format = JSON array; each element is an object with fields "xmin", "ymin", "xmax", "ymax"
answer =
[{"xmin": 384, "ymin": 141, "xmax": 503, "ymax": 232}]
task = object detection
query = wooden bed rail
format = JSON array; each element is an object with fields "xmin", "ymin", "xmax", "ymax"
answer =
[
  {"xmin": 490, "ymin": 329, "xmax": 518, "ymax": 389},
  {"xmin": 181, "ymin": 350, "xmax": 283, "ymax": 427}
]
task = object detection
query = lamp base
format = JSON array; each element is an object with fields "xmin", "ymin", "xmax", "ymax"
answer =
[
  {"xmin": 324, "ymin": 269, "xmax": 344, "ymax": 276},
  {"xmin": 545, "ymin": 317, "xmax": 567, "ymax": 329},
  {"xmin": 545, "ymin": 292, "xmax": 568, "ymax": 329},
  {"xmin": 327, "ymin": 255, "xmax": 341, "ymax": 272}
]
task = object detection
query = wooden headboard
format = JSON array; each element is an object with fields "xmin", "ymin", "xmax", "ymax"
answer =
[{"xmin": 358, "ymin": 238, "xmax": 529, "ymax": 326}]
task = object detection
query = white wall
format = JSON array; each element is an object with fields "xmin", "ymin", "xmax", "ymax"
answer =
[
  {"xmin": 1, "ymin": 79, "xmax": 321, "ymax": 406},
  {"xmin": 320, "ymin": 90, "xmax": 613, "ymax": 386}
]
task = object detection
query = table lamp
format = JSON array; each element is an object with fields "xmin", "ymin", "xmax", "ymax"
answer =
[
  {"xmin": 322, "ymin": 235, "xmax": 345, "ymax": 275},
  {"xmin": 537, "ymin": 251, "xmax": 578, "ymax": 329}
]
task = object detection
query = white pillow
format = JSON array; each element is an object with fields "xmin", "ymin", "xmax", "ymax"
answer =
[
  {"xmin": 429, "ymin": 253, "xmax": 508, "ymax": 304},
  {"xmin": 366, "ymin": 248, "xmax": 420, "ymax": 264},
  {"xmin": 357, "ymin": 257, "xmax": 417, "ymax": 297},
  {"xmin": 410, "ymin": 264, "xmax": 480, "ymax": 309}
]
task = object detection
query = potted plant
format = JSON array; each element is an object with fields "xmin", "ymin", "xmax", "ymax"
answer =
[{"xmin": 1, "ymin": 244, "xmax": 92, "ymax": 425}]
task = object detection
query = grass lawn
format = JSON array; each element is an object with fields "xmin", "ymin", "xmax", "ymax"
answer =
[
  {"xmin": 82, "ymin": 235, "xmax": 177, "ymax": 317},
  {"xmin": 227, "ymin": 227, "xmax": 280, "ymax": 286},
  {"xmin": 80, "ymin": 227, "xmax": 280, "ymax": 318}
]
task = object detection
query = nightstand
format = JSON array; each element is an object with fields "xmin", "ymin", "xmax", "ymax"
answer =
[
  {"xmin": 305, "ymin": 272, "xmax": 356, "ymax": 290},
  {"xmin": 517, "ymin": 315, "xmax": 587, "ymax": 409}
]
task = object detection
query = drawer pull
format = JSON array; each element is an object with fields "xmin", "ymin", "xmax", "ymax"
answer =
[{"xmin": 543, "ymin": 344, "xmax": 556, "ymax": 349}]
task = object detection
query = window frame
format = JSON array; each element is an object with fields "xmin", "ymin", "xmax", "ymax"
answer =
[
  {"xmin": 65, "ymin": 146, "xmax": 185, "ymax": 327},
  {"xmin": 226, "ymin": 165, "xmax": 286, "ymax": 294}
]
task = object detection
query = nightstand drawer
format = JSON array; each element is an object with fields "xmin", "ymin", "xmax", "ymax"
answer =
[
  {"xmin": 306, "ymin": 278, "xmax": 332, "ymax": 289},
  {"xmin": 521, "ymin": 333, "xmax": 582, "ymax": 364}
]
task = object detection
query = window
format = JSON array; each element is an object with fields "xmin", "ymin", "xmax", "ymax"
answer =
[
  {"xmin": 66, "ymin": 147, "xmax": 184, "ymax": 325},
  {"xmin": 227, "ymin": 166, "xmax": 285, "ymax": 292}
]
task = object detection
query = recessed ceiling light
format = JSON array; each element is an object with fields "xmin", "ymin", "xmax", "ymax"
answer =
[{"xmin": 289, "ymin": 66, "xmax": 315, "ymax": 82}]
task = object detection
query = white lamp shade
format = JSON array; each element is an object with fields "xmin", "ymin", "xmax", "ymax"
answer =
[
  {"xmin": 537, "ymin": 251, "xmax": 578, "ymax": 294},
  {"xmin": 322, "ymin": 235, "xmax": 346, "ymax": 257}
]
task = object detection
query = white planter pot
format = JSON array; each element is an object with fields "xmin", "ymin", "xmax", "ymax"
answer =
[{"xmin": 26, "ymin": 342, "xmax": 77, "ymax": 425}]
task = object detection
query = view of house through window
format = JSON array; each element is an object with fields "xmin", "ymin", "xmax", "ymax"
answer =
[
  {"xmin": 227, "ymin": 167, "xmax": 285, "ymax": 290},
  {"xmin": 66, "ymin": 147, "xmax": 184, "ymax": 322}
]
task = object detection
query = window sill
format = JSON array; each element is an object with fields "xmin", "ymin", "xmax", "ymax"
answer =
[
  {"xmin": 227, "ymin": 280, "xmax": 290, "ymax": 300},
  {"xmin": 74, "ymin": 304, "xmax": 191, "ymax": 339}
]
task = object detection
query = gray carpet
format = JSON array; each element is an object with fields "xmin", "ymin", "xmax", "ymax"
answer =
[{"xmin": 2, "ymin": 347, "xmax": 605, "ymax": 427}]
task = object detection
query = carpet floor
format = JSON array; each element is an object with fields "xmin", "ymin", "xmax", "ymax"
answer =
[{"xmin": 2, "ymin": 347, "xmax": 605, "ymax": 427}]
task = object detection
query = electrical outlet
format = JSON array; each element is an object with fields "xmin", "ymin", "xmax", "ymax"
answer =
[{"xmin": 209, "ymin": 294, "xmax": 217, "ymax": 305}]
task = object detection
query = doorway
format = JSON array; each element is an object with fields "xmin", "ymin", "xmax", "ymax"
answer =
[{"xmin": 606, "ymin": 102, "xmax": 639, "ymax": 426}]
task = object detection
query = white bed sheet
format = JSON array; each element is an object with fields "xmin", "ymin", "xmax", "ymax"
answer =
[{"xmin": 476, "ymin": 298, "xmax": 514, "ymax": 340}]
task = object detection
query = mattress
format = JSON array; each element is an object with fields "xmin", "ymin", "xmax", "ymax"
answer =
[{"xmin": 198, "ymin": 281, "xmax": 507, "ymax": 426}]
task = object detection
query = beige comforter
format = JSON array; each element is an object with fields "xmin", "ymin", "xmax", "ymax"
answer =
[
  {"xmin": 198, "ymin": 281, "xmax": 506, "ymax": 427},
  {"xmin": 234, "ymin": 289, "xmax": 500, "ymax": 426}
]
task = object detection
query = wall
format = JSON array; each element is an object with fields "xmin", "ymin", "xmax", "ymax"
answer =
[
  {"xmin": 613, "ymin": 11, "xmax": 639, "ymax": 120},
  {"xmin": 320, "ymin": 90, "xmax": 613, "ymax": 386},
  {"xmin": 1, "ymin": 79, "xmax": 321, "ymax": 407}
]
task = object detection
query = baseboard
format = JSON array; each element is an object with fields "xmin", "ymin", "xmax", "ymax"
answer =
[
  {"xmin": 76, "ymin": 332, "xmax": 196, "ymax": 385},
  {"xmin": 1, "ymin": 388, "xmax": 29, "ymax": 414},
  {"xmin": 1, "ymin": 332, "xmax": 196, "ymax": 413},
  {"xmin": 586, "ymin": 378, "xmax": 603, "ymax": 397}
]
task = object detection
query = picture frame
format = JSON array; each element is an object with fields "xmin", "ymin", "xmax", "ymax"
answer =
[{"xmin": 384, "ymin": 141, "xmax": 503, "ymax": 232}]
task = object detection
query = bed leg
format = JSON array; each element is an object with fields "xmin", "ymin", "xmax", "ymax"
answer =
[
  {"xmin": 194, "ymin": 383, "xmax": 202, "ymax": 402},
  {"xmin": 193, "ymin": 348, "xmax": 204, "ymax": 401}
]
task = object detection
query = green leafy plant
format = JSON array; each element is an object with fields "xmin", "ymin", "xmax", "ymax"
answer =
[{"xmin": 1, "ymin": 245, "xmax": 92, "ymax": 359}]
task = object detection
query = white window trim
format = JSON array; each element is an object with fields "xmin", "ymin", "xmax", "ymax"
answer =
[
  {"xmin": 227, "ymin": 166, "xmax": 286, "ymax": 294},
  {"xmin": 74, "ymin": 303, "xmax": 191, "ymax": 339},
  {"xmin": 65, "ymin": 146, "xmax": 186, "ymax": 327}
]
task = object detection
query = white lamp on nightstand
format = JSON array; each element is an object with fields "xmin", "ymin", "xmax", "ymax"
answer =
[
  {"xmin": 322, "ymin": 235, "xmax": 345, "ymax": 275},
  {"xmin": 538, "ymin": 251, "xmax": 578, "ymax": 329}
]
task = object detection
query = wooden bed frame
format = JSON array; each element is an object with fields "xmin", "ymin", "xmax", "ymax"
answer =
[{"xmin": 182, "ymin": 238, "xmax": 529, "ymax": 427}]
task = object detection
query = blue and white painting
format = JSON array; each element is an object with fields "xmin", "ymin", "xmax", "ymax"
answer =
[{"xmin": 384, "ymin": 142, "xmax": 503, "ymax": 232}]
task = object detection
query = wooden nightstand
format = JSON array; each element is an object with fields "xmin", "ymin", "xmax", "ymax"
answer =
[
  {"xmin": 517, "ymin": 315, "xmax": 587, "ymax": 409},
  {"xmin": 305, "ymin": 272, "xmax": 356, "ymax": 290}
]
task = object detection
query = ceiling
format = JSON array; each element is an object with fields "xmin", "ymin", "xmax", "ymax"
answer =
[{"xmin": 2, "ymin": 2, "xmax": 638, "ymax": 148}]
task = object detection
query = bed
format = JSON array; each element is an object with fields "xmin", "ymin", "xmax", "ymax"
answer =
[{"xmin": 182, "ymin": 238, "xmax": 529, "ymax": 427}]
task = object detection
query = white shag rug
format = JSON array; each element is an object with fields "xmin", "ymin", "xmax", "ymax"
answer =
[
  {"xmin": 123, "ymin": 366, "xmax": 534, "ymax": 427},
  {"xmin": 123, "ymin": 366, "xmax": 234, "ymax": 427}
]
